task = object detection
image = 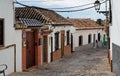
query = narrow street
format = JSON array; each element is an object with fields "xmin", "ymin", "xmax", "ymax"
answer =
[{"xmin": 8, "ymin": 47, "xmax": 115, "ymax": 76}]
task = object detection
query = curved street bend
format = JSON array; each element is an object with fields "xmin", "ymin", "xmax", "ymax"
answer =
[{"xmin": 8, "ymin": 47, "xmax": 115, "ymax": 76}]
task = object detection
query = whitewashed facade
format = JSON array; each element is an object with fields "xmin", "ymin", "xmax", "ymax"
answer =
[
  {"xmin": 68, "ymin": 19, "xmax": 104, "ymax": 51},
  {"xmin": 72, "ymin": 27, "xmax": 104, "ymax": 51},
  {"xmin": 48, "ymin": 25, "xmax": 72, "ymax": 62},
  {"xmin": 110, "ymin": 0, "xmax": 120, "ymax": 75},
  {"xmin": 0, "ymin": 0, "xmax": 22, "ymax": 75}
]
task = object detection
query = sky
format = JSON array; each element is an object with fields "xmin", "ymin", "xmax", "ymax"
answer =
[{"xmin": 15, "ymin": 0, "xmax": 107, "ymax": 21}]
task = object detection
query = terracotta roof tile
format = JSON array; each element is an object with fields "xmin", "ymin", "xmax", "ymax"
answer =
[
  {"xmin": 68, "ymin": 18, "xmax": 103, "ymax": 29},
  {"xmin": 15, "ymin": 7, "xmax": 71, "ymax": 25}
]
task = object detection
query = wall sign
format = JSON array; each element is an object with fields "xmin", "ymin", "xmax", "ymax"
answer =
[{"xmin": 22, "ymin": 32, "xmax": 26, "ymax": 38}]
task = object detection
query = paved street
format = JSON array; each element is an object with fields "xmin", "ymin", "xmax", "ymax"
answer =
[{"xmin": 8, "ymin": 47, "xmax": 115, "ymax": 76}]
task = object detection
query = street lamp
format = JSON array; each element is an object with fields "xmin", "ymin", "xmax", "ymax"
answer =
[
  {"xmin": 94, "ymin": 0, "xmax": 109, "ymax": 17},
  {"xmin": 94, "ymin": 0, "xmax": 101, "ymax": 12}
]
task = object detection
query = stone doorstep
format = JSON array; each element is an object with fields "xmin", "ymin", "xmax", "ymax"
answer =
[
  {"xmin": 86, "ymin": 71, "xmax": 116, "ymax": 76},
  {"xmin": 72, "ymin": 72, "xmax": 115, "ymax": 76}
]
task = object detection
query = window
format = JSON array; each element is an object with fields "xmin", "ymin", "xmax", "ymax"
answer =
[
  {"xmin": 88, "ymin": 34, "xmax": 91, "ymax": 44},
  {"xmin": 67, "ymin": 31, "xmax": 70, "ymax": 45},
  {"xmin": 79, "ymin": 36, "xmax": 83, "ymax": 46},
  {"xmin": 0, "ymin": 19, "xmax": 4, "ymax": 46},
  {"xmin": 55, "ymin": 32, "xmax": 59, "ymax": 50}
]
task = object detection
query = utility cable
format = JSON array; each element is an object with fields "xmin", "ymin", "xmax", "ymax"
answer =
[
  {"xmin": 16, "ymin": 0, "xmax": 64, "ymax": 2},
  {"xmin": 55, "ymin": 6, "xmax": 95, "ymax": 12},
  {"xmin": 55, "ymin": 0, "xmax": 108, "ymax": 12},
  {"xmin": 50, "ymin": 0, "xmax": 108, "ymax": 9},
  {"xmin": 50, "ymin": 3, "xmax": 93, "ymax": 9},
  {"xmin": 14, "ymin": 0, "xmax": 108, "ymax": 12}
]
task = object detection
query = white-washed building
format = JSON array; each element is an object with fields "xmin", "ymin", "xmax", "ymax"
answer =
[
  {"xmin": 0, "ymin": 0, "xmax": 22, "ymax": 75},
  {"xmin": 110, "ymin": 0, "xmax": 120, "ymax": 75},
  {"xmin": 48, "ymin": 24, "xmax": 73, "ymax": 62},
  {"xmin": 68, "ymin": 19, "xmax": 104, "ymax": 51},
  {"xmin": 15, "ymin": 7, "xmax": 72, "ymax": 70}
]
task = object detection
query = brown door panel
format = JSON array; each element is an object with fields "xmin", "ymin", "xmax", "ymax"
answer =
[{"xmin": 26, "ymin": 31, "xmax": 35, "ymax": 68}]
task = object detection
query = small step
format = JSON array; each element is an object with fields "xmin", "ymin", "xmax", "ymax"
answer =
[
  {"xmin": 86, "ymin": 71, "xmax": 116, "ymax": 76},
  {"xmin": 89, "ymin": 72, "xmax": 116, "ymax": 76},
  {"xmin": 73, "ymin": 72, "xmax": 116, "ymax": 76}
]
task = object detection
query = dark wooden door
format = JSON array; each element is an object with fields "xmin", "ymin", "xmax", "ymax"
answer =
[
  {"xmin": 43, "ymin": 36, "xmax": 48, "ymax": 63},
  {"xmin": 98, "ymin": 33, "xmax": 101, "ymax": 41},
  {"xmin": 61, "ymin": 31, "xmax": 65, "ymax": 57},
  {"xmin": 93, "ymin": 34, "xmax": 96, "ymax": 47},
  {"xmin": 26, "ymin": 31, "xmax": 35, "ymax": 68},
  {"xmin": 51, "ymin": 37, "xmax": 53, "ymax": 61},
  {"xmin": 79, "ymin": 36, "xmax": 83, "ymax": 46},
  {"xmin": 71, "ymin": 34, "xmax": 73, "ymax": 52}
]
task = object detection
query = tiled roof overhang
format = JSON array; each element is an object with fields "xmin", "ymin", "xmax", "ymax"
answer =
[
  {"xmin": 15, "ymin": 7, "xmax": 72, "ymax": 26},
  {"xmin": 19, "ymin": 18, "xmax": 43, "ymax": 27},
  {"xmin": 68, "ymin": 18, "xmax": 103, "ymax": 29},
  {"xmin": 76, "ymin": 27, "xmax": 103, "ymax": 30}
]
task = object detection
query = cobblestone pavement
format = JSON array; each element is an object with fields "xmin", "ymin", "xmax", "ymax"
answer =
[{"xmin": 8, "ymin": 47, "xmax": 115, "ymax": 76}]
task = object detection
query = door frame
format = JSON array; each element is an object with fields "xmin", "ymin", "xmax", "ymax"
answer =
[{"xmin": 22, "ymin": 29, "xmax": 41, "ymax": 70}]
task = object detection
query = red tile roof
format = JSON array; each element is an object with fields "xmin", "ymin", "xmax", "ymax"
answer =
[
  {"xmin": 68, "ymin": 18, "xmax": 103, "ymax": 29},
  {"xmin": 15, "ymin": 7, "xmax": 71, "ymax": 26}
]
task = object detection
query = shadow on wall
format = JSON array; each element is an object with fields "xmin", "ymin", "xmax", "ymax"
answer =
[{"xmin": 75, "ymin": 41, "xmax": 104, "ymax": 51}]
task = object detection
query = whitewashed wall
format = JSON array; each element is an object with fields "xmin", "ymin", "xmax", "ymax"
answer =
[
  {"xmin": 110, "ymin": 0, "xmax": 120, "ymax": 75},
  {"xmin": 48, "ymin": 25, "xmax": 72, "ymax": 63},
  {"xmin": 0, "ymin": 0, "xmax": 22, "ymax": 75},
  {"xmin": 110, "ymin": 0, "xmax": 120, "ymax": 56},
  {"xmin": 0, "ymin": 48, "xmax": 14, "ymax": 75},
  {"xmin": 72, "ymin": 28, "xmax": 103, "ymax": 51}
]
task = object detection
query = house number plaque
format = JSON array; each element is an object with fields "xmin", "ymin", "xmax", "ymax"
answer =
[{"xmin": 22, "ymin": 32, "xmax": 26, "ymax": 38}]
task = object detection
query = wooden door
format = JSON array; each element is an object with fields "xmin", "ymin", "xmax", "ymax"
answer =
[
  {"xmin": 51, "ymin": 37, "xmax": 53, "ymax": 61},
  {"xmin": 79, "ymin": 36, "xmax": 83, "ymax": 46},
  {"xmin": 93, "ymin": 34, "xmax": 96, "ymax": 47},
  {"xmin": 43, "ymin": 35, "xmax": 48, "ymax": 63},
  {"xmin": 98, "ymin": 33, "xmax": 101, "ymax": 41},
  {"xmin": 71, "ymin": 34, "xmax": 73, "ymax": 52},
  {"xmin": 61, "ymin": 31, "xmax": 65, "ymax": 57},
  {"xmin": 26, "ymin": 31, "xmax": 35, "ymax": 68}
]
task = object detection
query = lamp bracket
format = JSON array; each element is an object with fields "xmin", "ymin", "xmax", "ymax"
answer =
[{"xmin": 98, "ymin": 11, "xmax": 109, "ymax": 16}]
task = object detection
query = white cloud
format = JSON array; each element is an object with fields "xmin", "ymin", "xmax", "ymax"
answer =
[
  {"xmin": 17, "ymin": 0, "xmax": 95, "ymax": 7},
  {"xmin": 42, "ymin": 0, "xmax": 81, "ymax": 7},
  {"xmin": 43, "ymin": 0, "xmax": 94, "ymax": 7},
  {"xmin": 41, "ymin": 0, "xmax": 94, "ymax": 7}
]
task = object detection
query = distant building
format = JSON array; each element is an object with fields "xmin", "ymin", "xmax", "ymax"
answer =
[{"xmin": 68, "ymin": 19, "xmax": 104, "ymax": 51}]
